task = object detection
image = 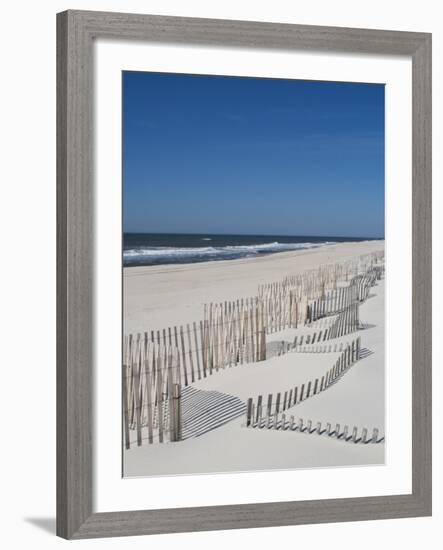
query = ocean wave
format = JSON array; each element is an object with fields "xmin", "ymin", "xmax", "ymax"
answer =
[
  {"xmin": 124, "ymin": 246, "xmax": 220, "ymax": 258},
  {"xmin": 123, "ymin": 241, "xmax": 335, "ymax": 261},
  {"xmin": 223, "ymin": 241, "xmax": 331, "ymax": 252}
]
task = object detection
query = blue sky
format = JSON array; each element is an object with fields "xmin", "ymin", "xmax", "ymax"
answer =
[{"xmin": 123, "ymin": 72, "xmax": 384, "ymax": 237}]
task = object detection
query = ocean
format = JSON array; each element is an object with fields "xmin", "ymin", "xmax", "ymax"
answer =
[{"xmin": 123, "ymin": 233, "xmax": 375, "ymax": 267}]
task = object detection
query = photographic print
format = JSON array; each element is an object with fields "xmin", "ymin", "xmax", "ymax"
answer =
[{"xmin": 122, "ymin": 72, "xmax": 385, "ymax": 477}]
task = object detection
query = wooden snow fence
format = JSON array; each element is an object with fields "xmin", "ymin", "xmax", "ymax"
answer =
[
  {"xmin": 258, "ymin": 252, "xmax": 384, "ymax": 330},
  {"xmin": 221, "ymin": 291, "xmax": 302, "ymax": 334},
  {"xmin": 125, "ymin": 305, "xmax": 267, "ymax": 397},
  {"xmin": 373, "ymin": 264, "xmax": 385, "ymax": 280},
  {"xmin": 203, "ymin": 298, "xmax": 267, "ymax": 370},
  {"xmin": 277, "ymin": 252, "xmax": 382, "ymax": 298},
  {"xmin": 305, "ymin": 284, "xmax": 359, "ymax": 323},
  {"xmin": 305, "ymin": 263, "xmax": 383, "ymax": 325},
  {"xmin": 251, "ymin": 414, "xmax": 384, "ymax": 445},
  {"xmin": 260, "ymin": 287, "xmax": 307, "ymax": 331},
  {"xmin": 325, "ymin": 302, "xmax": 360, "ymax": 339},
  {"xmin": 260, "ymin": 266, "xmax": 337, "ymax": 305},
  {"xmin": 287, "ymin": 302, "xmax": 360, "ymax": 351},
  {"xmin": 245, "ymin": 337, "xmax": 361, "ymax": 427},
  {"xmin": 281, "ymin": 263, "xmax": 345, "ymax": 299},
  {"xmin": 350, "ymin": 270, "xmax": 379, "ymax": 302},
  {"xmin": 305, "ymin": 264, "xmax": 382, "ymax": 324},
  {"xmin": 291, "ymin": 341, "xmax": 346, "ymax": 354},
  {"xmin": 123, "ymin": 335, "xmax": 182, "ymax": 448}
]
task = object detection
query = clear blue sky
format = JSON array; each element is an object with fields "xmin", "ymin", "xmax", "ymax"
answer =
[{"xmin": 123, "ymin": 72, "xmax": 384, "ymax": 238}]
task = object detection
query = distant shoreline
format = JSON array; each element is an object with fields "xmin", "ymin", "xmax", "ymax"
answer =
[
  {"xmin": 123, "ymin": 239, "xmax": 385, "ymax": 274},
  {"xmin": 123, "ymin": 233, "xmax": 384, "ymax": 268}
]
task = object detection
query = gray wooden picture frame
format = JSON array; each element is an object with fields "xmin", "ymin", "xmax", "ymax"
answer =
[{"xmin": 57, "ymin": 9, "xmax": 432, "ymax": 539}]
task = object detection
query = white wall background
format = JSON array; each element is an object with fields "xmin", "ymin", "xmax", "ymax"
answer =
[{"xmin": 0, "ymin": 0, "xmax": 440, "ymax": 548}]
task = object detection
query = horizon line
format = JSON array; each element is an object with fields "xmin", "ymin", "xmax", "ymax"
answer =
[{"xmin": 123, "ymin": 231, "xmax": 384, "ymax": 240}]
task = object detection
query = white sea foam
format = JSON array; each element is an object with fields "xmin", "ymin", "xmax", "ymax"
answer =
[{"xmin": 123, "ymin": 241, "xmax": 335, "ymax": 262}]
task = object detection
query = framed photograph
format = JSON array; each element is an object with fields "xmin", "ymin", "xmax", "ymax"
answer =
[{"xmin": 57, "ymin": 10, "xmax": 432, "ymax": 539}]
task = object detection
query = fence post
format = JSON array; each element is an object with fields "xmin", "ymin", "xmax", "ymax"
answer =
[
  {"xmin": 175, "ymin": 383, "xmax": 182, "ymax": 441},
  {"xmin": 186, "ymin": 324, "xmax": 196, "ymax": 382},
  {"xmin": 306, "ymin": 381, "xmax": 312, "ymax": 398},
  {"xmin": 256, "ymin": 395, "xmax": 263, "ymax": 424},
  {"xmin": 275, "ymin": 392, "xmax": 281, "ymax": 413},
  {"xmin": 156, "ymin": 357, "xmax": 164, "ymax": 444},
  {"xmin": 267, "ymin": 394, "xmax": 273, "ymax": 416},
  {"xmin": 246, "ymin": 398, "xmax": 253, "ymax": 427},
  {"xmin": 122, "ymin": 364, "xmax": 130, "ymax": 450},
  {"xmin": 260, "ymin": 328, "xmax": 266, "ymax": 360},
  {"xmin": 179, "ymin": 326, "xmax": 189, "ymax": 386},
  {"xmin": 361, "ymin": 428, "xmax": 368, "ymax": 443},
  {"xmin": 167, "ymin": 353, "xmax": 177, "ymax": 442},
  {"xmin": 132, "ymin": 356, "xmax": 143, "ymax": 447},
  {"xmin": 351, "ymin": 426, "xmax": 358, "ymax": 442}
]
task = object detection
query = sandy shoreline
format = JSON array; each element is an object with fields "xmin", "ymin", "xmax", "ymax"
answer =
[{"xmin": 124, "ymin": 240, "xmax": 384, "ymax": 334}]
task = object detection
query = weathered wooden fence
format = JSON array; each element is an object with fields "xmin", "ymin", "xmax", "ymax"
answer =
[
  {"xmin": 326, "ymin": 302, "xmax": 360, "ymax": 339},
  {"xmin": 291, "ymin": 342, "xmax": 346, "ymax": 354},
  {"xmin": 257, "ymin": 252, "xmax": 383, "ymax": 331},
  {"xmin": 305, "ymin": 284, "xmax": 359, "ymax": 323},
  {"xmin": 123, "ymin": 336, "xmax": 182, "ymax": 448},
  {"xmin": 246, "ymin": 337, "xmax": 361, "ymax": 425},
  {"xmin": 205, "ymin": 292, "xmax": 302, "ymax": 336},
  {"xmin": 282, "ymin": 302, "xmax": 360, "ymax": 354},
  {"xmin": 261, "ymin": 251, "xmax": 384, "ymax": 303},
  {"xmin": 350, "ymin": 269, "xmax": 380, "ymax": 302},
  {"xmin": 124, "ymin": 315, "xmax": 267, "ymax": 392},
  {"xmin": 250, "ymin": 414, "xmax": 384, "ymax": 444},
  {"xmin": 203, "ymin": 299, "xmax": 267, "ymax": 369}
]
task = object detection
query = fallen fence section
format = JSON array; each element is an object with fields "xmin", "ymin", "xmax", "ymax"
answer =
[{"xmin": 249, "ymin": 414, "xmax": 384, "ymax": 445}]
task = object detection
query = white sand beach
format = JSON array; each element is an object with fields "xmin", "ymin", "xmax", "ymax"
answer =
[{"xmin": 123, "ymin": 240, "xmax": 385, "ymax": 477}]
